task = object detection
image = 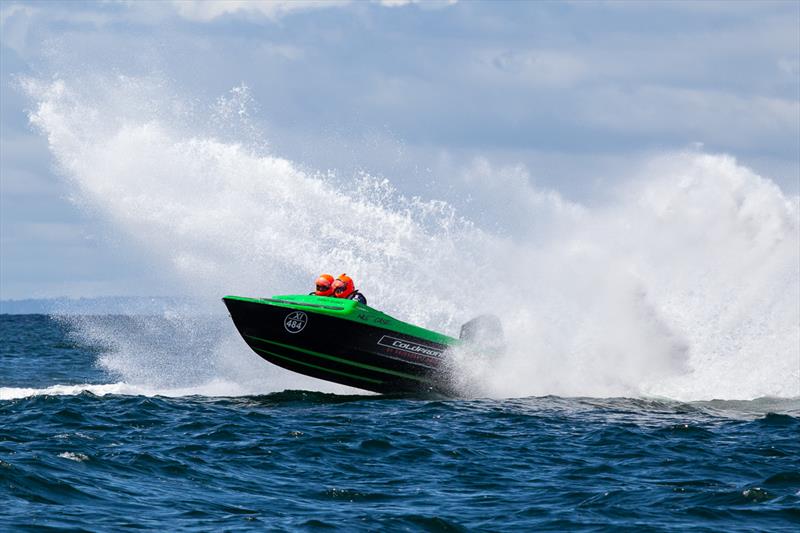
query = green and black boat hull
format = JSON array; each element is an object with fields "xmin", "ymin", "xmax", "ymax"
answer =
[{"xmin": 223, "ymin": 295, "xmax": 460, "ymax": 395}]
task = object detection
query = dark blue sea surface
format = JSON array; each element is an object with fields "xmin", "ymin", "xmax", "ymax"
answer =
[{"xmin": 2, "ymin": 315, "xmax": 799, "ymax": 531}]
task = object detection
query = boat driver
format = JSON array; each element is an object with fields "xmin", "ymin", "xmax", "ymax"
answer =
[
  {"xmin": 312, "ymin": 274, "xmax": 335, "ymax": 296},
  {"xmin": 332, "ymin": 274, "xmax": 367, "ymax": 305}
]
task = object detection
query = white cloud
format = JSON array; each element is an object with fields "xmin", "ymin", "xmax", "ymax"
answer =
[
  {"xmin": 577, "ymin": 85, "xmax": 799, "ymax": 149},
  {"xmin": 1, "ymin": 1, "xmax": 113, "ymax": 29},
  {"xmin": 379, "ymin": 0, "xmax": 457, "ymax": 8},
  {"xmin": 0, "ymin": 3, "xmax": 37, "ymax": 57},
  {"xmin": 0, "ymin": 3, "xmax": 34, "ymax": 25},
  {"xmin": 584, "ymin": 0, "xmax": 792, "ymax": 16},
  {"xmin": 168, "ymin": 0, "xmax": 457, "ymax": 22},
  {"xmin": 170, "ymin": 0, "xmax": 349, "ymax": 22}
]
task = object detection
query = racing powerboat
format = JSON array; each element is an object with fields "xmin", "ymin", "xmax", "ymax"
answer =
[{"xmin": 223, "ymin": 294, "xmax": 502, "ymax": 395}]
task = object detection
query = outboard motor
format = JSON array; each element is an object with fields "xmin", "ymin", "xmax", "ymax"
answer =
[{"xmin": 459, "ymin": 314, "xmax": 506, "ymax": 356}]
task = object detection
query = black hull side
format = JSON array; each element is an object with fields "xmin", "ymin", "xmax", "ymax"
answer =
[{"xmin": 223, "ymin": 298, "xmax": 456, "ymax": 395}]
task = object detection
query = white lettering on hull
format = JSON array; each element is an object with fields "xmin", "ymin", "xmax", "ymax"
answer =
[{"xmin": 377, "ymin": 335, "xmax": 443, "ymax": 358}]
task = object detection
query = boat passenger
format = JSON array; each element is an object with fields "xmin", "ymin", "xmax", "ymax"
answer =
[
  {"xmin": 311, "ymin": 274, "xmax": 335, "ymax": 296},
  {"xmin": 332, "ymin": 274, "xmax": 367, "ymax": 305}
]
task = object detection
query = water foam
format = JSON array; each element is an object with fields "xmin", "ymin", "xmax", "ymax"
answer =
[
  {"xmin": 0, "ymin": 380, "xmax": 287, "ymax": 401},
  {"xmin": 21, "ymin": 74, "xmax": 800, "ymax": 401}
]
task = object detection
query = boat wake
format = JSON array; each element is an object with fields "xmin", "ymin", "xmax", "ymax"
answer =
[
  {"xmin": 0, "ymin": 378, "xmax": 362, "ymax": 401},
  {"xmin": 0, "ymin": 382, "xmax": 209, "ymax": 401}
]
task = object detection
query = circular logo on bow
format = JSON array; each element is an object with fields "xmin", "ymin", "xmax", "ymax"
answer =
[{"xmin": 284, "ymin": 311, "xmax": 308, "ymax": 333}]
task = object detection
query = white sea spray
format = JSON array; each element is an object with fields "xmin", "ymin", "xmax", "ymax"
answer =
[{"xmin": 21, "ymin": 74, "xmax": 800, "ymax": 401}]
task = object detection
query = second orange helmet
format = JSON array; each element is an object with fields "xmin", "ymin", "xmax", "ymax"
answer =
[{"xmin": 332, "ymin": 274, "xmax": 355, "ymax": 298}]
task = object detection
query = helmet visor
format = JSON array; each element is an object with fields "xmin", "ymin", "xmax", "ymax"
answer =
[{"xmin": 316, "ymin": 283, "xmax": 331, "ymax": 292}]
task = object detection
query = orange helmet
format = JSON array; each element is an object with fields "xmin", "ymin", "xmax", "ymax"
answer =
[
  {"xmin": 314, "ymin": 274, "xmax": 335, "ymax": 296},
  {"xmin": 332, "ymin": 274, "xmax": 355, "ymax": 298}
]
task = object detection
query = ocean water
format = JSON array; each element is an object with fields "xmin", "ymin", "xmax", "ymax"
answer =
[{"xmin": 2, "ymin": 314, "xmax": 799, "ymax": 531}]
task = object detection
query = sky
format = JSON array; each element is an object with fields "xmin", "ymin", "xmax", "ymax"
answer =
[{"xmin": 1, "ymin": 0, "xmax": 798, "ymax": 300}]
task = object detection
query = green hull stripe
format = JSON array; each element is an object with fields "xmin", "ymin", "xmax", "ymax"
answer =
[
  {"xmin": 245, "ymin": 335, "xmax": 432, "ymax": 384},
  {"xmin": 253, "ymin": 347, "xmax": 383, "ymax": 385}
]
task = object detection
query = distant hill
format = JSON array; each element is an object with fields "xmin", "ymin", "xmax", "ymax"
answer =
[{"xmin": 0, "ymin": 296, "xmax": 191, "ymax": 315}]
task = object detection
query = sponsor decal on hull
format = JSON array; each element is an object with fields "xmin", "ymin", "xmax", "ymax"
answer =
[{"xmin": 378, "ymin": 335, "xmax": 444, "ymax": 359}]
